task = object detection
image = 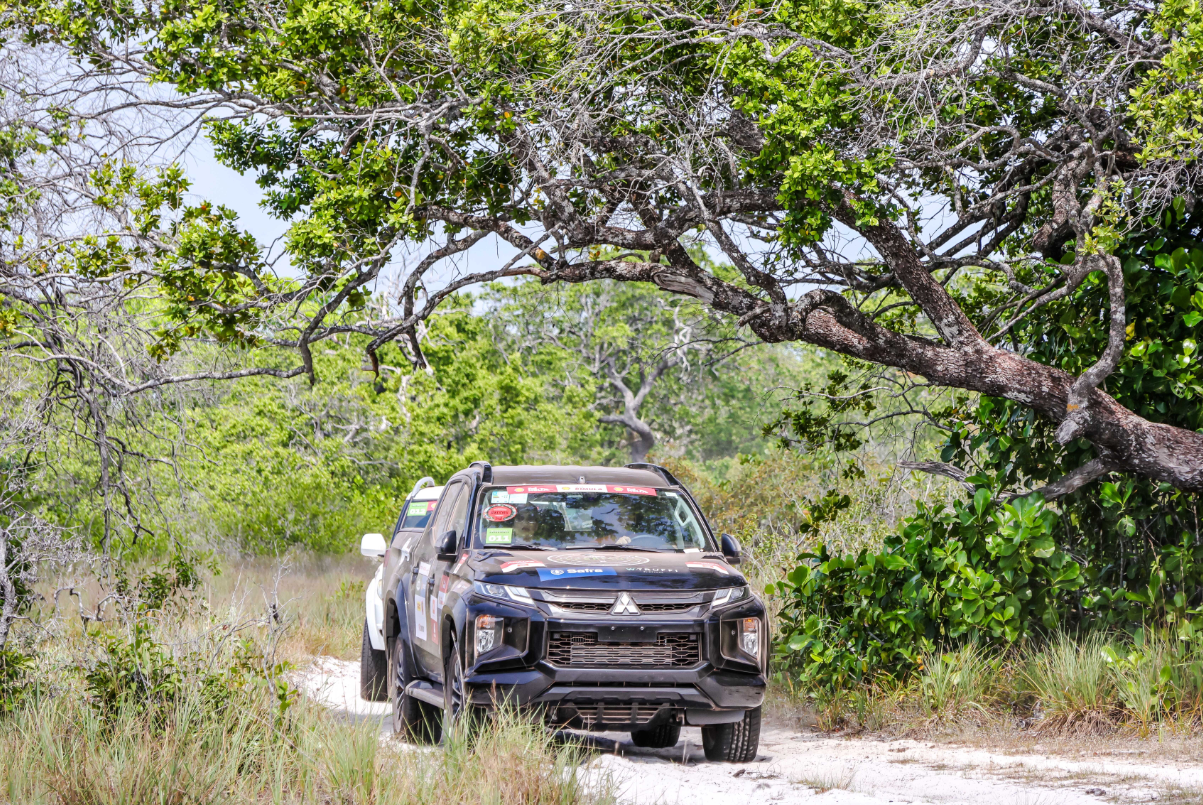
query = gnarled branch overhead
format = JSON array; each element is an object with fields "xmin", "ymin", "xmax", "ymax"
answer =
[{"xmin": 4, "ymin": 0, "xmax": 1203, "ymax": 491}]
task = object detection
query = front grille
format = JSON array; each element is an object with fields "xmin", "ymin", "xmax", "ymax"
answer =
[
  {"xmin": 546, "ymin": 632, "xmax": 701, "ymax": 668},
  {"xmin": 554, "ymin": 601, "xmax": 612, "ymax": 613},
  {"xmin": 639, "ymin": 602, "xmax": 698, "ymax": 613}
]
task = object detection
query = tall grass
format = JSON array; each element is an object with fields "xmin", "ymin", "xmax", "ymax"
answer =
[
  {"xmin": 7, "ymin": 554, "xmax": 612, "ymax": 805},
  {"xmin": 919, "ymin": 642, "xmax": 998, "ymax": 717},
  {"xmin": 0, "ymin": 663, "xmax": 611, "ymax": 804},
  {"xmin": 795, "ymin": 630, "xmax": 1203, "ymax": 736},
  {"xmin": 1022, "ymin": 632, "xmax": 1117, "ymax": 733}
]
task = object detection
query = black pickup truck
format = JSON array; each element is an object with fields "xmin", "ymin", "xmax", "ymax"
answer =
[{"xmin": 381, "ymin": 462, "xmax": 766, "ymax": 762}]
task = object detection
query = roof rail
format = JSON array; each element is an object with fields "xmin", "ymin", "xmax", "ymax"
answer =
[
  {"xmin": 469, "ymin": 460, "xmax": 493, "ymax": 483},
  {"xmin": 624, "ymin": 463, "xmax": 683, "ymax": 487},
  {"xmin": 406, "ymin": 476, "xmax": 436, "ymax": 500}
]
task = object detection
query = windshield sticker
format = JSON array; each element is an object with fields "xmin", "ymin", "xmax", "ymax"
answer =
[
  {"xmin": 485, "ymin": 527, "xmax": 513, "ymax": 544},
  {"xmin": 500, "ymin": 559, "xmax": 544, "ymax": 572},
  {"xmin": 492, "ymin": 490, "xmax": 528, "ymax": 504},
  {"xmin": 484, "ymin": 504, "xmax": 517, "ymax": 522},
  {"xmin": 686, "ymin": 561, "xmax": 731, "ymax": 575},
  {"xmin": 407, "ymin": 501, "xmax": 435, "ymax": 516},
  {"xmin": 413, "ymin": 593, "xmax": 427, "ymax": 640},
  {"xmin": 545, "ymin": 552, "xmax": 650, "ymax": 567},
  {"xmin": 537, "ymin": 567, "xmax": 617, "ymax": 580},
  {"xmin": 505, "ymin": 484, "xmax": 657, "ymax": 496},
  {"xmin": 683, "ymin": 547, "xmax": 701, "ymax": 553}
]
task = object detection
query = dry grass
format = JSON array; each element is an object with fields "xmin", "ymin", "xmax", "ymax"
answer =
[
  {"xmin": 793, "ymin": 765, "xmax": 859, "ymax": 793},
  {"xmin": 4, "ymin": 553, "xmax": 613, "ymax": 805}
]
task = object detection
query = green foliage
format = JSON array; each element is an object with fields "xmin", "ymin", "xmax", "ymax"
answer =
[
  {"xmin": 775, "ymin": 211, "xmax": 1203, "ymax": 689},
  {"xmin": 772, "ymin": 491, "xmax": 1081, "ymax": 687},
  {"xmin": 84, "ymin": 622, "xmax": 293, "ymax": 724},
  {"xmin": 0, "ymin": 650, "xmax": 33, "ymax": 716}
]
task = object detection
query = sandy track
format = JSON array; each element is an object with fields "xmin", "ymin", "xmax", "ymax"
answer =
[{"xmin": 296, "ymin": 658, "xmax": 1203, "ymax": 804}]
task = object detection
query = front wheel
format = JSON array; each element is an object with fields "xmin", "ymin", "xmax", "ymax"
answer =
[
  {"xmin": 388, "ymin": 635, "xmax": 440, "ymax": 743},
  {"xmin": 360, "ymin": 621, "xmax": 387, "ymax": 701},
  {"xmin": 701, "ymin": 707, "xmax": 761, "ymax": 763},
  {"xmin": 443, "ymin": 631, "xmax": 473, "ymax": 738}
]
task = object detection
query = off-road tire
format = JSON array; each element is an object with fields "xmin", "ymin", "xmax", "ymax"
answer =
[
  {"xmin": 701, "ymin": 707, "xmax": 761, "ymax": 763},
  {"xmin": 360, "ymin": 621, "xmax": 388, "ymax": 701},
  {"xmin": 630, "ymin": 720, "xmax": 681, "ymax": 748},
  {"xmin": 388, "ymin": 635, "xmax": 440, "ymax": 743},
  {"xmin": 443, "ymin": 631, "xmax": 477, "ymax": 739}
]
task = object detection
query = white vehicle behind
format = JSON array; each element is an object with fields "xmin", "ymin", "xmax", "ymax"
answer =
[{"xmin": 359, "ymin": 478, "xmax": 444, "ymax": 700}]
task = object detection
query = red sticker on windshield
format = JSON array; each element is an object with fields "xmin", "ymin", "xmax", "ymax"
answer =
[
  {"xmin": 485, "ymin": 504, "xmax": 517, "ymax": 522},
  {"xmin": 505, "ymin": 484, "xmax": 656, "ymax": 495}
]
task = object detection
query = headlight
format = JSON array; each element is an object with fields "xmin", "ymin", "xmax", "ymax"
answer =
[
  {"xmin": 473, "ymin": 581, "xmax": 533, "ymax": 603},
  {"xmin": 711, "ymin": 586, "xmax": 749, "ymax": 607},
  {"xmin": 719, "ymin": 615, "xmax": 763, "ymax": 667},
  {"xmin": 739, "ymin": 617, "xmax": 760, "ymax": 658},
  {"xmin": 474, "ymin": 614, "xmax": 503, "ymax": 660}
]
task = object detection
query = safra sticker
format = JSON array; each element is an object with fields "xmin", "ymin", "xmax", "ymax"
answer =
[
  {"xmin": 484, "ymin": 504, "xmax": 517, "ymax": 522},
  {"xmin": 485, "ymin": 527, "xmax": 513, "ymax": 545}
]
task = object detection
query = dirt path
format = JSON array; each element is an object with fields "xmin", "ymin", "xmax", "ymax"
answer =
[{"xmin": 296, "ymin": 658, "xmax": 1203, "ymax": 804}]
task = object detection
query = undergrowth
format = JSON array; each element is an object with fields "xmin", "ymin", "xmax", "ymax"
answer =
[{"xmin": 789, "ymin": 629, "xmax": 1203, "ymax": 738}]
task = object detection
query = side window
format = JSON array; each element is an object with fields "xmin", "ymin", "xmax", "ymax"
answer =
[
  {"xmin": 427, "ymin": 484, "xmax": 462, "ymax": 546},
  {"xmin": 446, "ymin": 486, "xmax": 472, "ymax": 548}
]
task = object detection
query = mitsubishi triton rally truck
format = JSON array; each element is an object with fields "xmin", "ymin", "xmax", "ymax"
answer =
[{"xmin": 381, "ymin": 462, "xmax": 767, "ymax": 762}]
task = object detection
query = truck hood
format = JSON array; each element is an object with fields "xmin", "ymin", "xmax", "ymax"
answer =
[{"xmin": 469, "ymin": 549, "xmax": 745, "ymax": 591}]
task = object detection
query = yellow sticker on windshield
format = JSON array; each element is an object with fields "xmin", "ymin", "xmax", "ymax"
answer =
[{"xmin": 485, "ymin": 527, "xmax": 513, "ymax": 545}]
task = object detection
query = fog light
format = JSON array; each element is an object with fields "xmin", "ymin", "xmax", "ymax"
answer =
[
  {"xmin": 475, "ymin": 614, "xmax": 502, "ymax": 660},
  {"xmin": 739, "ymin": 618, "xmax": 760, "ymax": 659}
]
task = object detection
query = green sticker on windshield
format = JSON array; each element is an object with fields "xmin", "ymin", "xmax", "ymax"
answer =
[
  {"xmin": 485, "ymin": 527, "xmax": 513, "ymax": 544},
  {"xmin": 407, "ymin": 502, "xmax": 428, "ymax": 516}
]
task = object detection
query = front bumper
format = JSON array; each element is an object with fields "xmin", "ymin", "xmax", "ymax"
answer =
[{"xmin": 461, "ymin": 597, "xmax": 767, "ymax": 730}]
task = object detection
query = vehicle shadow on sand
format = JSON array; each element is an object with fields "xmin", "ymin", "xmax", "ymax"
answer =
[{"xmin": 551, "ymin": 729, "xmax": 717, "ymax": 765}]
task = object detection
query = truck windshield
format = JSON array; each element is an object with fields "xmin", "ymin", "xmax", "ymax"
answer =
[{"xmin": 473, "ymin": 485, "xmax": 709, "ymax": 551}]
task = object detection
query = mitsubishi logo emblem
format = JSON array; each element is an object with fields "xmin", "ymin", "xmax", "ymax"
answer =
[{"xmin": 610, "ymin": 592, "xmax": 640, "ymax": 615}]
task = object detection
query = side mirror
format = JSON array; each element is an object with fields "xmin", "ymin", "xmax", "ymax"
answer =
[
  {"xmin": 360, "ymin": 532, "xmax": 386, "ymax": 558},
  {"xmin": 720, "ymin": 533, "xmax": 742, "ymax": 566},
  {"xmin": 436, "ymin": 529, "xmax": 458, "ymax": 560}
]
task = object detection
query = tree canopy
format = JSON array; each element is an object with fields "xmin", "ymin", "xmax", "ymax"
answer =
[{"xmin": 3, "ymin": 0, "xmax": 1203, "ymax": 497}]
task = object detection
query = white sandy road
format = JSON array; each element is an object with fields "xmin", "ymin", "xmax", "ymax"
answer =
[{"xmin": 296, "ymin": 657, "xmax": 1203, "ymax": 805}]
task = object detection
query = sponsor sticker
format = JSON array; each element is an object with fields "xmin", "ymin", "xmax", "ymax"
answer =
[
  {"xmin": 452, "ymin": 552, "xmax": 469, "ymax": 573},
  {"xmin": 485, "ymin": 527, "xmax": 513, "ymax": 545},
  {"xmin": 505, "ymin": 484, "xmax": 657, "ymax": 495},
  {"xmin": 545, "ymin": 552, "xmax": 650, "ymax": 567},
  {"xmin": 686, "ymin": 561, "xmax": 731, "ymax": 575},
  {"xmin": 536, "ymin": 567, "xmax": 617, "ymax": 581},
  {"xmin": 438, "ymin": 573, "xmax": 450, "ymax": 609},
  {"xmin": 484, "ymin": 503, "xmax": 518, "ymax": 522},
  {"xmin": 407, "ymin": 501, "xmax": 435, "ymax": 516},
  {"xmin": 418, "ymin": 562, "xmax": 431, "ymax": 577},
  {"xmin": 491, "ymin": 490, "xmax": 528, "ymax": 504},
  {"xmin": 413, "ymin": 592, "xmax": 427, "ymax": 640},
  {"xmin": 500, "ymin": 559, "xmax": 544, "ymax": 572}
]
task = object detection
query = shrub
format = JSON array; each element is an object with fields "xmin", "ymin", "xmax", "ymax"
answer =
[{"xmin": 771, "ymin": 491, "xmax": 1082, "ymax": 688}]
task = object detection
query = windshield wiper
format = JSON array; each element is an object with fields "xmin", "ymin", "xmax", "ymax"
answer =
[
  {"xmin": 505, "ymin": 543, "xmax": 556, "ymax": 551},
  {"xmin": 564, "ymin": 544, "xmax": 659, "ymax": 552}
]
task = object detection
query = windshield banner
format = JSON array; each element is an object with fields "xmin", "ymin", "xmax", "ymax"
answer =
[{"xmin": 505, "ymin": 484, "xmax": 657, "ymax": 496}]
